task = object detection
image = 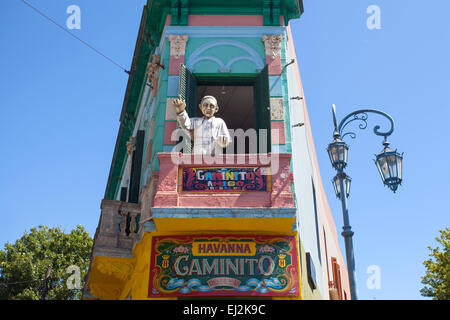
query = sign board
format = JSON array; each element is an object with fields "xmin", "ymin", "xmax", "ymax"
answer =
[
  {"xmin": 179, "ymin": 167, "xmax": 271, "ymax": 192},
  {"xmin": 148, "ymin": 235, "xmax": 299, "ymax": 297}
]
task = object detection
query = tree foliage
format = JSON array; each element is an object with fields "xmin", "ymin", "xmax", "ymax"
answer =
[
  {"xmin": 0, "ymin": 225, "xmax": 93, "ymax": 300},
  {"xmin": 420, "ymin": 227, "xmax": 450, "ymax": 300}
]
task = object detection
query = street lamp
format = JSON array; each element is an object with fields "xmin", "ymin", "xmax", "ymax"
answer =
[
  {"xmin": 375, "ymin": 142, "xmax": 403, "ymax": 192},
  {"xmin": 327, "ymin": 104, "xmax": 403, "ymax": 300},
  {"xmin": 327, "ymin": 137, "xmax": 349, "ymax": 171},
  {"xmin": 332, "ymin": 173, "xmax": 351, "ymax": 199}
]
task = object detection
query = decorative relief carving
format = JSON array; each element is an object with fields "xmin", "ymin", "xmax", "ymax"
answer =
[
  {"xmin": 270, "ymin": 98, "xmax": 285, "ymax": 121},
  {"xmin": 126, "ymin": 136, "xmax": 136, "ymax": 157},
  {"xmin": 96, "ymin": 259, "xmax": 135, "ymax": 282},
  {"xmin": 263, "ymin": 34, "xmax": 283, "ymax": 59},
  {"xmin": 168, "ymin": 34, "xmax": 189, "ymax": 59},
  {"xmin": 146, "ymin": 54, "xmax": 163, "ymax": 86},
  {"xmin": 90, "ymin": 283, "xmax": 123, "ymax": 300}
]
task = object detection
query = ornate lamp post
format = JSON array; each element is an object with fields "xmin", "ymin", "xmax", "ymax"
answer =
[{"xmin": 327, "ymin": 104, "xmax": 403, "ymax": 300}]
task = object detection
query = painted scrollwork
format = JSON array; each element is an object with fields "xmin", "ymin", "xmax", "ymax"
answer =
[
  {"xmin": 96, "ymin": 259, "xmax": 135, "ymax": 282},
  {"xmin": 89, "ymin": 283, "xmax": 123, "ymax": 300},
  {"xmin": 263, "ymin": 34, "xmax": 283, "ymax": 59}
]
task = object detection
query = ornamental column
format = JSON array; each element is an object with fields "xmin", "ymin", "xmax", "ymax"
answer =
[
  {"xmin": 168, "ymin": 34, "xmax": 189, "ymax": 75},
  {"xmin": 262, "ymin": 34, "xmax": 283, "ymax": 75}
]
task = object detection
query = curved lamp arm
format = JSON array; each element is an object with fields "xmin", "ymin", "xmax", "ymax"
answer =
[{"xmin": 332, "ymin": 104, "xmax": 395, "ymax": 141}]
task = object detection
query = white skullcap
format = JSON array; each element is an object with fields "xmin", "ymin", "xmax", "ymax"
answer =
[{"xmin": 200, "ymin": 95, "xmax": 218, "ymax": 105}]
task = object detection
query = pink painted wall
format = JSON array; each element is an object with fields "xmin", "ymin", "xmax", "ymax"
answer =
[
  {"xmin": 166, "ymin": 14, "xmax": 286, "ymax": 27},
  {"xmin": 271, "ymin": 122, "xmax": 286, "ymax": 145},
  {"xmin": 188, "ymin": 15, "xmax": 264, "ymax": 26},
  {"xmin": 266, "ymin": 54, "xmax": 282, "ymax": 75},
  {"xmin": 168, "ymin": 56, "xmax": 185, "ymax": 75},
  {"xmin": 152, "ymin": 153, "xmax": 294, "ymax": 209},
  {"xmin": 163, "ymin": 122, "xmax": 178, "ymax": 145}
]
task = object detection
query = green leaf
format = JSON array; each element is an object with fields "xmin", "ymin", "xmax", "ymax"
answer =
[{"xmin": 0, "ymin": 225, "xmax": 93, "ymax": 300}]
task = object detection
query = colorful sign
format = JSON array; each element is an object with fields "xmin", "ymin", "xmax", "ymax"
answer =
[
  {"xmin": 179, "ymin": 167, "xmax": 271, "ymax": 192},
  {"xmin": 148, "ymin": 235, "xmax": 299, "ymax": 297}
]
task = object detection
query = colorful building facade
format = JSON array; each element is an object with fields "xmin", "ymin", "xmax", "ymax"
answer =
[{"xmin": 84, "ymin": 0, "xmax": 351, "ymax": 300}]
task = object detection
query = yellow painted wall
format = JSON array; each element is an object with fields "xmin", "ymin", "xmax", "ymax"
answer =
[{"xmin": 89, "ymin": 228, "xmax": 306, "ymax": 300}]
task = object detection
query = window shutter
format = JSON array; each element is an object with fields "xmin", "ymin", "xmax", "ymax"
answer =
[
  {"xmin": 179, "ymin": 64, "xmax": 187, "ymax": 102},
  {"xmin": 178, "ymin": 65, "xmax": 197, "ymax": 153},
  {"xmin": 128, "ymin": 130, "xmax": 145, "ymax": 203},
  {"xmin": 306, "ymin": 252, "xmax": 317, "ymax": 289},
  {"xmin": 254, "ymin": 65, "xmax": 271, "ymax": 153},
  {"xmin": 179, "ymin": 64, "xmax": 198, "ymax": 118},
  {"xmin": 120, "ymin": 187, "xmax": 128, "ymax": 202},
  {"xmin": 331, "ymin": 257, "xmax": 343, "ymax": 300}
]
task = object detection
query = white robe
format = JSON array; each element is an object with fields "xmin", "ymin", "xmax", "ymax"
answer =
[{"xmin": 176, "ymin": 110, "xmax": 231, "ymax": 155}]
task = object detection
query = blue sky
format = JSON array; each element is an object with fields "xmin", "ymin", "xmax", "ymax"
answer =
[{"xmin": 1, "ymin": 0, "xmax": 448, "ymax": 300}]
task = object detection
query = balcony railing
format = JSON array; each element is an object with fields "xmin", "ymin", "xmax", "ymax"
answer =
[{"xmin": 93, "ymin": 200, "xmax": 141, "ymax": 257}]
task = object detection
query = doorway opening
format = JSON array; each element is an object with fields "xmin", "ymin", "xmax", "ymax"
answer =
[
  {"xmin": 178, "ymin": 65, "xmax": 271, "ymax": 154},
  {"xmin": 197, "ymin": 85, "xmax": 254, "ymax": 154}
]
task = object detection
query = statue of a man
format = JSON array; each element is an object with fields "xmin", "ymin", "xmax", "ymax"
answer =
[{"xmin": 173, "ymin": 95, "xmax": 231, "ymax": 155}]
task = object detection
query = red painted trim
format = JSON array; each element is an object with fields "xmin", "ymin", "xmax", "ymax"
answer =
[{"xmin": 165, "ymin": 14, "xmax": 171, "ymax": 26}]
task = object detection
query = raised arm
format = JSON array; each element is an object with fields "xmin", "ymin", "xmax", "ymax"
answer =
[{"xmin": 173, "ymin": 97, "xmax": 192, "ymax": 131}]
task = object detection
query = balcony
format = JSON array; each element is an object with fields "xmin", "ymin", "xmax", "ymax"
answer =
[
  {"xmin": 150, "ymin": 152, "xmax": 297, "ymax": 233},
  {"xmin": 92, "ymin": 200, "xmax": 141, "ymax": 258},
  {"xmin": 85, "ymin": 152, "xmax": 297, "ymax": 299}
]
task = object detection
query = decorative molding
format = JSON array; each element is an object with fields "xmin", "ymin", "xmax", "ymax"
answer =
[
  {"xmin": 146, "ymin": 54, "xmax": 162, "ymax": 86},
  {"xmin": 270, "ymin": 98, "xmax": 285, "ymax": 120},
  {"xmin": 96, "ymin": 259, "xmax": 135, "ymax": 282},
  {"xmin": 263, "ymin": 34, "xmax": 283, "ymax": 59},
  {"xmin": 151, "ymin": 207, "xmax": 296, "ymax": 219},
  {"xmin": 89, "ymin": 283, "xmax": 122, "ymax": 300},
  {"xmin": 186, "ymin": 39, "xmax": 264, "ymax": 71},
  {"xmin": 162, "ymin": 26, "xmax": 286, "ymax": 40},
  {"xmin": 126, "ymin": 136, "xmax": 136, "ymax": 157},
  {"xmin": 168, "ymin": 34, "xmax": 189, "ymax": 59}
]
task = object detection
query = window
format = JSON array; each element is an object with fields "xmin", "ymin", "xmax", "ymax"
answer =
[
  {"xmin": 323, "ymin": 228, "xmax": 330, "ymax": 284},
  {"xmin": 306, "ymin": 252, "xmax": 317, "ymax": 290},
  {"xmin": 178, "ymin": 65, "xmax": 271, "ymax": 154},
  {"xmin": 312, "ymin": 180, "xmax": 322, "ymax": 264},
  {"xmin": 128, "ymin": 130, "xmax": 145, "ymax": 203}
]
